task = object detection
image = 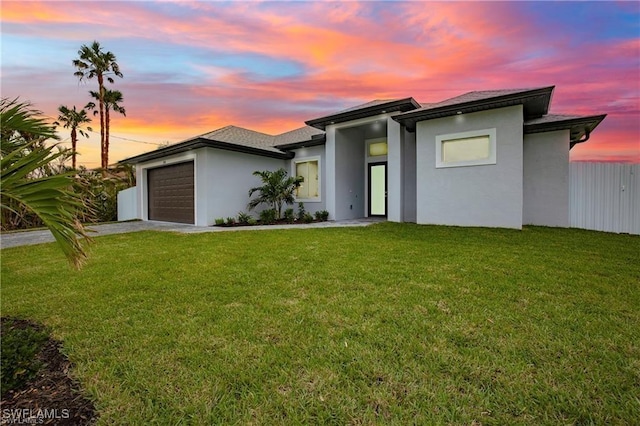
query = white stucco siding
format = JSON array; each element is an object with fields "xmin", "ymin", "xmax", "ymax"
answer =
[
  {"xmin": 203, "ymin": 148, "xmax": 286, "ymax": 225},
  {"xmin": 523, "ymin": 130, "xmax": 570, "ymax": 227},
  {"xmin": 416, "ymin": 105, "xmax": 524, "ymax": 229},
  {"xmin": 334, "ymin": 127, "xmax": 365, "ymax": 220},
  {"xmin": 289, "ymin": 145, "xmax": 326, "ymax": 215},
  {"xmin": 402, "ymin": 129, "xmax": 417, "ymax": 222},
  {"xmin": 325, "ymin": 127, "xmax": 337, "ymax": 220},
  {"xmin": 387, "ymin": 117, "xmax": 403, "ymax": 222}
]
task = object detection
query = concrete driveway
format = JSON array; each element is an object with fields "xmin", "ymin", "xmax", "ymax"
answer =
[{"xmin": 0, "ymin": 219, "xmax": 380, "ymax": 249}]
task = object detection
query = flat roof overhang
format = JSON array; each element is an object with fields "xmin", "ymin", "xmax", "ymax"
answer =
[
  {"xmin": 394, "ymin": 87, "xmax": 555, "ymax": 131},
  {"xmin": 275, "ymin": 134, "xmax": 326, "ymax": 151},
  {"xmin": 524, "ymin": 114, "xmax": 607, "ymax": 149},
  {"xmin": 305, "ymin": 98, "xmax": 421, "ymax": 131},
  {"xmin": 119, "ymin": 138, "xmax": 293, "ymax": 165}
]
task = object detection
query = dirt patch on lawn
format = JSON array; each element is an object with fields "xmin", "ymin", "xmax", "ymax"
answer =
[{"xmin": 1, "ymin": 318, "xmax": 97, "ymax": 425}]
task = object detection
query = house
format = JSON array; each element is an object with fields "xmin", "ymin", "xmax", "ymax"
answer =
[{"xmin": 120, "ymin": 86, "xmax": 606, "ymax": 229}]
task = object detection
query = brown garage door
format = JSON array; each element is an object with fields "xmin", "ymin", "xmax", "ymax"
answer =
[{"xmin": 147, "ymin": 162, "xmax": 194, "ymax": 224}]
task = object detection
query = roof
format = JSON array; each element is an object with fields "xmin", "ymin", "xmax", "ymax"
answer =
[
  {"xmin": 524, "ymin": 113, "xmax": 607, "ymax": 148},
  {"xmin": 394, "ymin": 86, "xmax": 555, "ymax": 130},
  {"xmin": 121, "ymin": 85, "xmax": 605, "ymax": 164},
  {"xmin": 305, "ymin": 97, "xmax": 421, "ymax": 130},
  {"xmin": 274, "ymin": 126, "xmax": 325, "ymax": 149},
  {"xmin": 120, "ymin": 124, "xmax": 328, "ymax": 164},
  {"xmin": 200, "ymin": 126, "xmax": 282, "ymax": 154},
  {"xmin": 335, "ymin": 99, "xmax": 397, "ymax": 114}
]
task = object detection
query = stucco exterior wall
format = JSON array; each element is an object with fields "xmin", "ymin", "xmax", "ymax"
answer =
[
  {"xmin": 334, "ymin": 127, "xmax": 365, "ymax": 220},
  {"xmin": 289, "ymin": 145, "xmax": 326, "ymax": 215},
  {"xmin": 402, "ymin": 129, "xmax": 417, "ymax": 222},
  {"xmin": 202, "ymin": 148, "xmax": 285, "ymax": 225},
  {"xmin": 415, "ymin": 105, "xmax": 524, "ymax": 229},
  {"xmin": 387, "ymin": 118, "xmax": 403, "ymax": 222},
  {"xmin": 136, "ymin": 148, "xmax": 286, "ymax": 226},
  {"xmin": 523, "ymin": 130, "xmax": 570, "ymax": 227}
]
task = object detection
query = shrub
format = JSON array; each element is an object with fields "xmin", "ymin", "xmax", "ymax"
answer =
[
  {"xmin": 237, "ymin": 212, "xmax": 252, "ymax": 225},
  {"xmin": 302, "ymin": 212, "xmax": 314, "ymax": 223},
  {"xmin": 248, "ymin": 168, "xmax": 303, "ymax": 219},
  {"xmin": 315, "ymin": 210, "xmax": 329, "ymax": 221},
  {"xmin": 214, "ymin": 218, "xmax": 225, "ymax": 226},
  {"xmin": 1, "ymin": 319, "xmax": 49, "ymax": 396},
  {"xmin": 75, "ymin": 167, "xmax": 134, "ymax": 224},
  {"xmin": 297, "ymin": 202, "xmax": 306, "ymax": 220},
  {"xmin": 226, "ymin": 217, "xmax": 236, "ymax": 225},
  {"xmin": 259, "ymin": 209, "xmax": 277, "ymax": 224},
  {"xmin": 283, "ymin": 208, "xmax": 295, "ymax": 223},
  {"xmin": 248, "ymin": 218, "xmax": 258, "ymax": 226}
]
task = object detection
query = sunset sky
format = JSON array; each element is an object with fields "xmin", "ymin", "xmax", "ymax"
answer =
[{"xmin": 2, "ymin": 1, "xmax": 639, "ymax": 167}]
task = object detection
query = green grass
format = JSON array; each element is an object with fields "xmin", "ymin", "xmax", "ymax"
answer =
[{"xmin": 1, "ymin": 223, "xmax": 639, "ymax": 424}]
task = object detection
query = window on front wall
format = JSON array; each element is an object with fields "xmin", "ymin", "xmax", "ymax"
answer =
[
  {"xmin": 436, "ymin": 128, "xmax": 496, "ymax": 168},
  {"xmin": 368, "ymin": 141, "xmax": 388, "ymax": 156},
  {"xmin": 295, "ymin": 159, "xmax": 319, "ymax": 200}
]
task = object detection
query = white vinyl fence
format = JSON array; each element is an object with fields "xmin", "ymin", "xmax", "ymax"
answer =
[
  {"xmin": 570, "ymin": 162, "xmax": 639, "ymax": 235},
  {"xmin": 117, "ymin": 186, "xmax": 138, "ymax": 222}
]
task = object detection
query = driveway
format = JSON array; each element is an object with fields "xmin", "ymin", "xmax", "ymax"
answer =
[{"xmin": 0, "ymin": 219, "xmax": 381, "ymax": 249}]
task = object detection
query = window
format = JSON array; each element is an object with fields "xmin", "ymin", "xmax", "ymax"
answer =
[
  {"xmin": 368, "ymin": 141, "xmax": 388, "ymax": 156},
  {"xmin": 436, "ymin": 128, "xmax": 496, "ymax": 168},
  {"xmin": 295, "ymin": 158, "xmax": 320, "ymax": 200}
]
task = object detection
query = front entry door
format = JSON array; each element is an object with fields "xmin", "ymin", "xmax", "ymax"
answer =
[{"xmin": 369, "ymin": 162, "xmax": 387, "ymax": 217}]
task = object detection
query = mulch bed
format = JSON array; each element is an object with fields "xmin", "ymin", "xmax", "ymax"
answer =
[
  {"xmin": 1, "ymin": 318, "xmax": 97, "ymax": 425},
  {"xmin": 215, "ymin": 219, "xmax": 323, "ymax": 227}
]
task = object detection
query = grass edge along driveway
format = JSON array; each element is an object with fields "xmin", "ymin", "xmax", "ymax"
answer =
[{"xmin": 2, "ymin": 223, "xmax": 639, "ymax": 424}]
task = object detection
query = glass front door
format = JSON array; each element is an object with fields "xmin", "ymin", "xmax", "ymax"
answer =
[{"xmin": 369, "ymin": 162, "xmax": 387, "ymax": 216}]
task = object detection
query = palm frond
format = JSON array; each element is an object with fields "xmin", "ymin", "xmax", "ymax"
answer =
[{"xmin": 1, "ymin": 99, "xmax": 90, "ymax": 269}]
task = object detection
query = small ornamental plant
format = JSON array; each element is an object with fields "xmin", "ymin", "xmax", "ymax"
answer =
[
  {"xmin": 315, "ymin": 210, "xmax": 329, "ymax": 222},
  {"xmin": 259, "ymin": 208, "xmax": 278, "ymax": 224}
]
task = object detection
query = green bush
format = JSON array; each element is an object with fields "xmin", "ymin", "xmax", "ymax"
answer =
[
  {"xmin": 1, "ymin": 319, "xmax": 49, "ymax": 396},
  {"xmin": 302, "ymin": 212, "xmax": 314, "ymax": 223},
  {"xmin": 297, "ymin": 202, "xmax": 306, "ymax": 220},
  {"xmin": 237, "ymin": 212, "xmax": 252, "ymax": 225},
  {"xmin": 248, "ymin": 218, "xmax": 258, "ymax": 226},
  {"xmin": 75, "ymin": 167, "xmax": 134, "ymax": 224},
  {"xmin": 226, "ymin": 217, "xmax": 236, "ymax": 225},
  {"xmin": 314, "ymin": 210, "xmax": 329, "ymax": 221},
  {"xmin": 283, "ymin": 208, "xmax": 295, "ymax": 223},
  {"xmin": 259, "ymin": 209, "xmax": 277, "ymax": 224},
  {"xmin": 214, "ymin": 218, "xmax": 225, "ymax": 226}
]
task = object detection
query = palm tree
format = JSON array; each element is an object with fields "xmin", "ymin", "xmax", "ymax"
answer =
[
  {"xmin": 1, "ymin": 98, "xmax": 90, "ymax": 269},
  {"xmin": 248, "ymin": 168, "xmax": 303, "ymax": 219},
  {"xmin": 56, "ymin": 105, "xmax": 92, "ymax": 169},
  {"xmin": 73, "ymin": 41, "xmax": 123, "ymax": 170},
  {"xmin": 87, "ymin": 88, "xmax": 125, "ymax": 166}
]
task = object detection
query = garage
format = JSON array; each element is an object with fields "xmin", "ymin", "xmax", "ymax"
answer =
[{"xmin": 147, "ymin": 161, "xmax": 195, "ymax": 224}]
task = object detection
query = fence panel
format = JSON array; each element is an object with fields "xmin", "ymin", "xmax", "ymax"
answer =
[
  {"xmin": 569, "ymin": 163, "xmax": 639, "ymax": 235},
  {"xmin": 117, "ymin": 186, "xmax": 139, "ymax": 222}
]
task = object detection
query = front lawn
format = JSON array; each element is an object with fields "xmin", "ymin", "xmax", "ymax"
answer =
[{"xmin": 1, "ymin": 223, "xmax": 639, "ymax": 424}]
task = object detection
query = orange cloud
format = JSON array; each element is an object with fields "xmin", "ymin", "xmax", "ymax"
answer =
[{"xmin": 2, "ymin": 1, "xmax": 637, "ymax": 167}]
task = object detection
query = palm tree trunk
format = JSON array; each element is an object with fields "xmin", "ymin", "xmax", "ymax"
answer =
[
  {"xmin": 98, "ymin": 75, "xmax": 106, "ymax": 173},
  {"xmin": 105, "ymin": 108, "xmax": 110, "ymax": 169},
  {"xmin": 71, "ymin": 127, "xmax": 77, "ymax": 169}
]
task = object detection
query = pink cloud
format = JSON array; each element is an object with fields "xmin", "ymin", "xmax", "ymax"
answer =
[{"xmin": 2, "ymin": 1, "xmax": 637, "ymax": 166}]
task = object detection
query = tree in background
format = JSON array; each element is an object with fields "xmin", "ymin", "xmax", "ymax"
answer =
[
  {"xmin": 73, "ymin": 41, "xmax": 123, "ymax": 170},
  {"xmin": 248, "ymin": 168, "xmax": 303, "ymax": 219},
  {"xmin": 1, "ymin": 98, "xmax": 90, "ymax": 268},
  {"xmin": 87, "ymin": 88, "xmax": 125, "ymax": 163},
  {"xmin": 56, "ymin": 105, "xmax": 92, "ymax": 169}
]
